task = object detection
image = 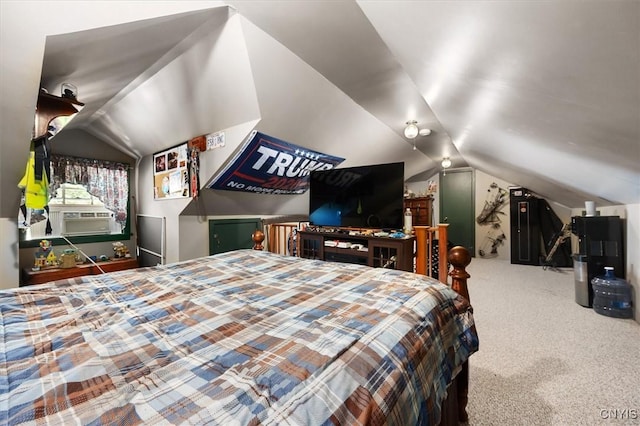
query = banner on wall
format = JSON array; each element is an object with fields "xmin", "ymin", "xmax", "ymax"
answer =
[{"xmin": 206, "ymin": 131, "xmax": 345, "ymax": 194}]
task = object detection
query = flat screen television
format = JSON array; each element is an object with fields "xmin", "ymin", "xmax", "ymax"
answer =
[{"xmin": 308, "ymin": 162, "xmax": 405, "ymax": 229}]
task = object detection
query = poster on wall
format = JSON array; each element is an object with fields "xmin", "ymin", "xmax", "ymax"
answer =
[
  {"xmin": 206, "ymin": 130, "xmax": 345, "ymax": 195},
  {"xmin": 153, "ymin": 142, "xmax": 190, "ymax": 200}
]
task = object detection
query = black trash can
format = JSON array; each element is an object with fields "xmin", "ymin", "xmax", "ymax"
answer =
[{"xmin": 573, "ymin": 254, "xmax": 589, "ymax": 307}]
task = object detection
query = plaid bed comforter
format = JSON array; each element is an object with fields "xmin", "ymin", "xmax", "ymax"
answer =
[{"xmin": 1, "ymin": 250, "xmax": 478, "ymax": 425}]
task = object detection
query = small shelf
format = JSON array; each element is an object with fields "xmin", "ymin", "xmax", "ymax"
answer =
[
  {"xmin": 35, "ymin": 91, "xmax": 84, "ymax": 138},
  {"xmin": 22, "ymin": 258, "xmax": 138, "ymax": 286}
]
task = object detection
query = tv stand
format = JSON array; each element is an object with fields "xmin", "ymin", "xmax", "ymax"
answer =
[{"xmin": 298, "ymin": 229, "xmax": 415, "ymax": 272}]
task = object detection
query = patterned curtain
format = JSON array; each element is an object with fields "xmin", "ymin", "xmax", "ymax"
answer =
[{"xmin": 50, "ymin": 155, "xmax": 130, "ymax": 229}]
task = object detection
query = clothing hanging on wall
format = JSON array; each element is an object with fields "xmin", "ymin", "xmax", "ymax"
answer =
[
  {"xmin": 18, "ymin": 134, "xmax": 51, "ymax": 209},
  {"xmin": 18, "ymin": 134, "xmax": 52, "ymax": 234}
]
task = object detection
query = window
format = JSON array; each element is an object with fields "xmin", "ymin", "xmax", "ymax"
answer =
[{"xmin": 19, "ymin": 154, "xmax": 131, "ymax": 246}]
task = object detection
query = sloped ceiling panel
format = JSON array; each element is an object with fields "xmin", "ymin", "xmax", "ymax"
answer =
[
  {"xmin": 182, "ymin": 13, "xmax": 437, "ymax": 216},
  {"xmin": 226, "ymin": 0, "xmax": 463, "ymax": 176},
  {"xmin": 40, "ymin": 8, "xmax": 232, "ymax": 155},
  {"xmin": 359, "ymin": 0, "xmax": 640, "ymax": 206},
  {"xmin": 239, "ymin": 15, "xmax": 429, "ymax": 178},
  {"xmin": 30, "ymin": 1, "xmax": 640, "ymax": 211},
  {"xmin": 87, "ymin": 12, "xmax": 260, "ymax": 158}
]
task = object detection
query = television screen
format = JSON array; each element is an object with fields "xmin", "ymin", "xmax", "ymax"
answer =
[{"xmin": 308, "ymin": 162, "xmax": 404, "ymax": 229}]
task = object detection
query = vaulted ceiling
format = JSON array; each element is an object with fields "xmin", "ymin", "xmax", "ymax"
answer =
[{"xmin": 36, "ymin": 1, "xmax": 640, "ymax": 208}]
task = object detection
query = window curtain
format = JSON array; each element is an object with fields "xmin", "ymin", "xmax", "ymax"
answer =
[{"xmin": 50, "ymin": 155, "xmax": 130, "ymax": 228}]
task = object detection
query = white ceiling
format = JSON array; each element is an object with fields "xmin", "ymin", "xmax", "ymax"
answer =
[{"xmin": 38, "ymin": 1, "xmax": 639, "ymax": 208}]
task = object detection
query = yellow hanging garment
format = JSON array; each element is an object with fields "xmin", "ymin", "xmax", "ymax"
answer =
[{"xmin": 18, "ymin": 150, "xmax": 49, "ymax": 209}]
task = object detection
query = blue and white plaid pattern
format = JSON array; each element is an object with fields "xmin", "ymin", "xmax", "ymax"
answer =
[{"xmin": 0, "ymin": 250, "xmax": 478, "ymax": 425}]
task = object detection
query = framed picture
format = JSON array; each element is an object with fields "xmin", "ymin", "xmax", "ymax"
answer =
[{"xmin": 153, "ymin": 142, "xmax": 190, "ymax": 200}]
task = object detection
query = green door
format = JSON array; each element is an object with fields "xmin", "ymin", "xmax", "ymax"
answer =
[
  {"xmin": 209, "ymin": 218, "xmax": 262, "ymax": 255},
  {"xmin": 439, "ymin": 169, "xmax": 475, "ymax": 255}
]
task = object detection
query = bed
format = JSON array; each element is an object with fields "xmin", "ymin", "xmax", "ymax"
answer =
[{"xmin": 1, "ymin": 248, "xmax": 478, "ymax": 425}]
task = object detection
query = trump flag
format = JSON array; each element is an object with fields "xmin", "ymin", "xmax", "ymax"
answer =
[{"xmin": 206, "ymin": 131, "xmax": 345, "ymax": 194}]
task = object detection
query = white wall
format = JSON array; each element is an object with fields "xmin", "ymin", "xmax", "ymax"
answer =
[
  {"xmin": 239, "ymin": 16, "xmax": 424, "ymax": 176},
  {"xmin": 0, "ymin": 218, "xmax": 19, "ymax": 288},
  {"xmin": 474, "ymin": 171, "xmax": 514, "ymax": 261},
  {"xmin": 138, "ymin": 155, "xmax": 191, "ymax": 265},
  {"xmin": 175, "ymin": 121, "xmax": 259, "ymax": 262},
  {"xmin": 626, "ymin": 204, "xmax": 639, "ymax": 322},
  {"xmin": 178, "ymin": 215, "xmax": 211, "ymax": 261}
]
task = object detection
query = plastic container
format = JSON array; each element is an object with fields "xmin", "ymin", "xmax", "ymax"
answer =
[
  {"xmin": 404, "ymin": 208, "xmax": 413, "ymax": 234},
  {"xmin": 591, "ymin": 267, "xmax": 633, "ymax": 319}
]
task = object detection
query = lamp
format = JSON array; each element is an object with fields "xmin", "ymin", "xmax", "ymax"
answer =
[
  {"xmin": 404, "ymin": 120, "xmax": 419, "ymax": 139},
  {"xmin": 441, "ymin": 157, "xmax": 452, "ymax": 176}
]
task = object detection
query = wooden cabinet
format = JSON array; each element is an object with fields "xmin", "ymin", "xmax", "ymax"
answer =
[
  {"xmin": 22, "ymin": 258, "xmax": 138, "ymax": 286},
  {"xmin": 404, "ymin": 196, "xmax": 433, "ymax": 226},
  {"xmin": 298, "ymin": 230, "xmax": 415, "ymax": 272}
]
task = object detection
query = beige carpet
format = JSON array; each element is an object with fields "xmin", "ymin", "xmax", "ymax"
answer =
[{"xmin": 463, "ymin": 257, "xmax": 639, "ymax": 425}]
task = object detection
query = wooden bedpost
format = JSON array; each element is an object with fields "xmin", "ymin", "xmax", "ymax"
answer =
[
  {"xmin": 252, "ymin": 229, "xmax": 265, "ymax": 250},
  {"xmin": 447, "ymin": 245, "xmax": 471, "ymax": 422},
  {"xmin": 437, "ymin": 224, "xmax": 449, "ymax": 284},
  {"xmin": 414, "ymin": 226, "xmax": 428, "ymax": 275},
  {"xmin": 448, "ymin": 246, "xmax": 471, "ymax": 301},
  {"xmin": 414, "ymin": 224, "xmax": 448, "ymax": 283}
]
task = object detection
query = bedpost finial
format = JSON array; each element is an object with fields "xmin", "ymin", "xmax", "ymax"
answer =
[
  {"xmin": 448, "ymin": 245, "xmax": 471, "ymax": 303},
  {"xmin": 252, "ymin": 229, "xmax": 265, "ymax": 250},
  {"xmin": 448, "ymin": 246, "xmax": 471, "ymax": 269}
]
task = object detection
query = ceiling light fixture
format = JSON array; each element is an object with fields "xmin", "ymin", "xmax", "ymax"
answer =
[
  {"xmin": 404, "ymin": 120, "xmax": 432, "ymax": 141},
  {"xmin": 404, "ymin": 120, "xmax": 419, "ymax": 139},
  {"xmin": 441, "ymin": 157, "xmax": 452, "ymax": 176}
]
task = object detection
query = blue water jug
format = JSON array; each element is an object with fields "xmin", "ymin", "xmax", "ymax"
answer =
[{"xmin": 591, "ymin": 267, "xmax": 633, "ymax": 319}]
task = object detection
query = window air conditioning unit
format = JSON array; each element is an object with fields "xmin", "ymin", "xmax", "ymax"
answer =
[{"xmin": 62, "ymin": 212, "xmax": 112, "ymax": 236}]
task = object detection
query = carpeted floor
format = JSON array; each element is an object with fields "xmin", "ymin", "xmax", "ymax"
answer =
[{"xmin": 463, "ymin": 257, "xmax": 640, "ymax": 425}]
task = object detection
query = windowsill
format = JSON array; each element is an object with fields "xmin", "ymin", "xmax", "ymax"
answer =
[{"xmin": 19, "ymin": 232, "xmax": 132, "ymax": 248}]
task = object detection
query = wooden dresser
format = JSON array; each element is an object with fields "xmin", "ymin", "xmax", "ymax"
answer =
[
  {"xmin": 22, "ymin": 258, "xmax": 139, "ymax": 286},
  {"xmin": 404, "ymin": 196, "xmax": 433, "ymax": 226}
]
